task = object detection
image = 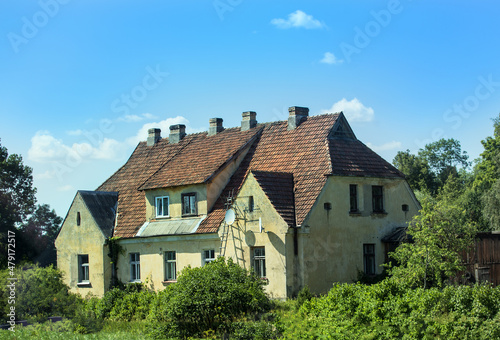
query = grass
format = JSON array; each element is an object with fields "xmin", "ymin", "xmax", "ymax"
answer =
[{"xmin": 0, "ymin": 320, "xmax": 149, "ymax": 340}]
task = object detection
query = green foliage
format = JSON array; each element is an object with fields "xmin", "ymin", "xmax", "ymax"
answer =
[
  {"xmin": 0, "ymin": 265, "xmax": 82, "ymax": 323},
  {"xmin": 393, "ymin": 149, "xmax": 435, "ymax": 194},
  {"xmin": 388, "ymin": 195, "xmax": 477, "ymax": 289},
  {"xmin": 418, "ymin": 138, "xmax": 470, "ymax": 187},
  {"xmin": 282, "ymin": 282, "xmax": 500, "ymax": 339},
  {"xmin": 147, "ymin": 257, "xmax": 271, "ymax": 339},
  {"xmin": 231, "ymin": 318, "xmax": 282, "ymax": 340},
  {"xmin": 295, "ymin": 285, "xmax": 313, "ymax": 310}
]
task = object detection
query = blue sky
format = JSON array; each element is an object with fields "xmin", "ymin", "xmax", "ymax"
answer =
[{"xmin": 1, "ymin": 0, "xmax": 499, "ymax": 217}]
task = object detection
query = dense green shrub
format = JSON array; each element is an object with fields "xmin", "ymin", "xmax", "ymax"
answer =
[
  {"xmin": 282, "ymin": 281, "xmax": 500, "ymax": 339},
  {"xmin": 295, "ymin": 285, "xmax": 313, "ymax": 310},
  {"xmin": 84, "ymin": 282, "xmax": 154, "ymax": 322},
  {"xmin": 148, "ymin": 257, "xmax": 271, "ymax": 339},
  {"xmin": 0, "ymin": 265, "xmax": 82, "ymax": 323}
]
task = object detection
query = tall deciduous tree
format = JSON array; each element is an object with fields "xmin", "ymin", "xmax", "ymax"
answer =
[
  {"xmin": 388, "ymin": 186, "xmax": 477, "ymax": 289},
  {"xmin": 393, "ymin": 150, "xmax": 435, "ymax": 193},
  {"xmin": 0, "ymin": 139, "xmax": 62, "ymax": 267},
  {"xmin": 417, "ymin": 138, "xmax": 470, "ymax": 188}
]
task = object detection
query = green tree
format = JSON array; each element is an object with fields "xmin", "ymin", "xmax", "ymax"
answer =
[
  {"xmin": 418, "ymin": 138, "xmax": 470, "ymax": 188},
  {"xmin": 0, "ymin": 139, "xmax": 37, "ymax": 268},
  {"xmin": 148, "ymin": 257, "xmax": 270, "ymax": 339},
  {"xmin": 0, "ymin": 264, "xmax": 82, "ymax": 323},
  {"xmin": 474, "ymin": 114, "xmax": 500, "ymax": 191},
  {"xmin": 388, "ymin": 191, "xmax": 477, "ymax": 289},
  {"xmin": 19, "ymin": 204, "xmax": 63, "ymax": 265},
  {"xmin": 393, "ymin": 149, "xmax": 435, "ymax": 193}
]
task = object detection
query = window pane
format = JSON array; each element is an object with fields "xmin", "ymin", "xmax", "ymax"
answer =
[{"xmin": 350, "ymin": 184, "xmax": 358, "ymax": 212}]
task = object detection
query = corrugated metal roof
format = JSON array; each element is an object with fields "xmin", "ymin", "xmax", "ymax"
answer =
[{"xmin": 136, "ymin": 216, "xmax": 206, "ymax": 237}]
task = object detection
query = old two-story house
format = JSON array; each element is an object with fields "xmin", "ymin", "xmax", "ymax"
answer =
[{"xmin": 55, "ymin": 107, "xmax": 420, "ymax": 298}]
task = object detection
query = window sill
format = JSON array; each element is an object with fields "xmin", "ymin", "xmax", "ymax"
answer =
[
  {"xmin": 371, "ymin": 211, "xmax": 387, "ymax": 217},
  {"xmin": 154, "ymin": 216, "xmax": 170, "ymax": 220},
  {"xmin": 77, "ymin": 282, "xmax": 91, "ymax": 287},
  {"xmin": 129, "ymin": 280, "xmax": 141, "ymax": 284},
  {"xmin": 181, "ymin": 214, "xmax": 198, "ymax": 218},
  {"xmin": 349, "ymin": 211, "xmax": 362, "ymax": 216},
  {"xmin": 162, "ymin": 280, "xmax": 177, "ymax": 285}
]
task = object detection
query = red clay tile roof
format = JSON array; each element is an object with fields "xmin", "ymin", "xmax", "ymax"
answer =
[
  {"xmin": 139, "ymin": 127, "xmax": 261, "ymax": 190},
  {"xmin": 97, "ymin": 112, "xmax": 404, "ymax": 237},
  {"xmin": 251, "ymin": 171, "xmax": 295, "ymax": 227},
  {"xmin": 328, "ymin": 138, "xmax": 404, "ymax": 178}
]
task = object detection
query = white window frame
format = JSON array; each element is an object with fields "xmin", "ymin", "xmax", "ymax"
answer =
[
  {"xmin": 78, "ymin": 254, "xmax": 89, "ymax": 284},
  {"xmin": 164, "ymin": 251, "xmax": 176, "ymax": 281},
  {"xmin": 252, "ymin": 247, "xmax": 266, "ymax": 278},
  {"xmin": 156, "ymin": 196, "xmax": 170, "ymax": 218},
  {"xmin": 203, "ymin": 249, "xmax": 216, "ymax": 265},
  {"xmin": 130, "ymin": 253, "xmax": 141, "ymax": 282}
]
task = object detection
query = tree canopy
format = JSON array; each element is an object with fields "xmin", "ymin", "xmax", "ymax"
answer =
[{"xmin": 0, "ymin": 139, "xmax": 62, "ymax": 268}]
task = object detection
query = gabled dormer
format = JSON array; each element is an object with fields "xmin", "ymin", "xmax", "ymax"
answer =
[{"xmin": 328, "ymin": 112, "xmax": 356, "ymax": 140}]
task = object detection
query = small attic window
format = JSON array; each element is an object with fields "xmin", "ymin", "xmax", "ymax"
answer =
[
  {"xmin": 76, "ymin": 212, "xmax": 81, "ymax": 226},
  {"xmin": 249, "ymin": 196, "xmax": 254, "ymax": 212}
]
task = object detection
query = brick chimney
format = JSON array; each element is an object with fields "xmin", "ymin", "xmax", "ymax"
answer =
[
  {"xmin": 241, "ymin": 111, "xmax": 257, "ymax": 131},
  {"xmin": 288, "ymin": 106, "xmax": 309, "ymax": 130},
  {"xmin": 208, "ymin": 118, "xmax": 224, "ymax": 136},
  {"xmin": 147, "ymin": 128, "xmax": 161, "ymax": 146},
  {"xmin": 169, "ymin": 124, "xmax": 186, "ymax": 144}
]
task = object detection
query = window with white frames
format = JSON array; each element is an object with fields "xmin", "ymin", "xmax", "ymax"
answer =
[
  {"xmin": 130, "ymin": 253, "xmax": 140, "ymax": 282},
  {"xmin": 252, "ymin": 247, "xmax": 266, "ymax": 278},
  {"xmin": 78, "ymin": 254, "xmax": 89, "ymax": 283},
  {"xmin": 164, "ymin": 251, "xmax": 176, "ymax": 281},
  {"xmin": 203, "ymin": 249, "xmax": 215, "ymax": 265},
  {"xmin": 156, "ymin": 196, "xmax": 169, "ymax": 218}
]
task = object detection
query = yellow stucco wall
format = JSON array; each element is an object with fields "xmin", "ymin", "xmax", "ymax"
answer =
[
  {"xmin": 206, "ymin": 142, "xmax": 253, "ymax": 211},
  {"xmin": 115, "ymin": 234, "xmax": 220, "ymax": 289},
  {"xmin": 145, "ymin": 184, "xmax": 208, "ymax": 220},
  {"xmin": 221, "ymin": 172, "xmax": 290, "ymax": 299},
  {"xmin": 299, "ymin": 176, "xmax": 419, "ymax": 295},
  {"xmin": 55, "ymin": 193, "xmax": 111, "ymax": 297}
]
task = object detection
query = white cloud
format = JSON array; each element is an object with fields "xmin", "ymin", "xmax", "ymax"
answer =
[
  {"xmin": 366, "ymin": 141, "xmax": 402, "ymax": 152},
  {"xmin": 34, "ymin": 170, "xmax": 55, "ymax": 180},
  {"xmin": 57, "ymin": 185, "xmax": 74, "ymax": 192},
  {"xmin": 320, "ymin": 52, "xmax": 343, "ymax": 65},
  {"xmin": 118, "ymin": 113, "xmax": 157, "ymax": 123},
  {"xmin": 271, "ymin": 10, "xmax": 325, "ymax": 29},
  {"xmin": 321, "ymin": 98, "xmax": 375, "ymax": 122},
  {"xmin": 66, "ymin": 129, "xmax": 83, "ymax": 136},
  {"xmin": 28, "ymin": 131, "xmax": 126, "ymax": 163},
  {"xmin": 127, "ymin": 116, "xmax": 194, "ymax": 146}
]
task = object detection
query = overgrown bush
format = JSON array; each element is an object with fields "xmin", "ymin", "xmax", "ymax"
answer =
[
  {"xmin": 84, "ymin": 282, "xmax": 154, "ymax": 322},
  {"xmin": 282, "ymin": 281, "xmax": 500, "ymax": 339},
  {"xmin": 148, "ymin": 257, "xmax": 271, "ymax": 339},
  {"xmin": 0, "ymin": 264, "xmax": 82, "ymax": 323}
]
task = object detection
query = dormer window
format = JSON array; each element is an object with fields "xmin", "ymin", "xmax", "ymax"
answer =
[
  {"xmin": 182, "ymin": 193, "xmax": 197, "ymax": 216},
  {"xmin": 156, "ymin": 196, "xmax": 170, "ymax": 218}
]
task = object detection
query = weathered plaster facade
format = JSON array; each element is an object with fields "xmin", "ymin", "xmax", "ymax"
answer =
[
  {"xmin": 56, "ymin": 109, "xmax": 420, "ymax": 299},
  {"xmin": 55, "ymin": 192, "xmax": 113, "ymax": 297}
]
